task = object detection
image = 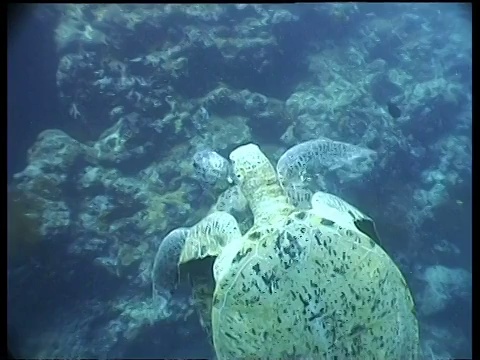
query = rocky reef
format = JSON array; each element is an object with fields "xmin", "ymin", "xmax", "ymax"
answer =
[{"xmin": 8, "ymin": 4, "xmax": 471, "ymax": 359}]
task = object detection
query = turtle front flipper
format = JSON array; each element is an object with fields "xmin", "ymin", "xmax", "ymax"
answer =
[
  {"xmin": 151, "ymin": 227, "xmax": 189, "ymax": 300},
  {"xmin": 152, "ymin": 211, "xmax": 242, "ymax": 295},
  {"xmin": 276, "ymin": 137, "xmax": 377, "ymax": 208},
  {"xmin": 151, "ymin": 211, "xmax": 241, "ymax": 341},
  {"xmin": 179, "ymin": 211, "xmax": 242, "ymax": 343},
  {"xmin": 179, "ymin": 211, "xmax": 242, "ymax": 265},
  {"xmin": 184, "ymin": 257, "xmax": 216, "ymax": 343}
]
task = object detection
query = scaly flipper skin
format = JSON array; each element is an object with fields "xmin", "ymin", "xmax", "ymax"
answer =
[
  {"xmin": 276, "ymin": 138, "xmax": 377, "ymax": 209},
  {"xmin": 152, "ymin": 227, "xmax": 189, "ymax": 299},
  {"xmin": 178, "ymin": 211, "xmax": 242, "ymax": 340},
  {"xmin": 179, "ymin": 211, "xmax": 242, "ymax": 266},
  {"xmin": 152, "ymin": 211, "xmax": 242, "ymax": 341}
]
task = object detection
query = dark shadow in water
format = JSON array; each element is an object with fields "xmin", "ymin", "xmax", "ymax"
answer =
[{"xmin": 8, "ymin": 4, "xmax": 61, "ymax": 179}]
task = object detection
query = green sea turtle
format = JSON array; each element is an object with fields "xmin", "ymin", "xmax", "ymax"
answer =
[{"xmin": 152, "ymin": 143, "xmax": 419, "ymax": 359}]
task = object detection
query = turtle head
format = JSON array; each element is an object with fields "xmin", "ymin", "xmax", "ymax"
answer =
[
  {"xmin": 229, "ymin": 143, "xmax": 290, "ymax": 222},
  {"xmin": 229, "ymin": 143, "xmax": 277, "ymax": 189}
]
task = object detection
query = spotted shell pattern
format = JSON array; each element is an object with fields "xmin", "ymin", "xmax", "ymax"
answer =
[
  {"xmin": 176, "ymin": 143, "xmax": 419, "ymax": 360},
  {"xmin": 211, "ymin": 209, "xmax": 419, "ymax": 359}
]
